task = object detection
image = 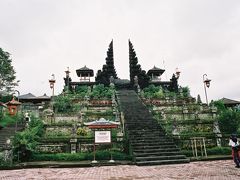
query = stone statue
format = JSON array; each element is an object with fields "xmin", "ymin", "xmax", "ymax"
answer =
[
  {"xmin": 110, "ymin": 76, "xmax": 114, "ymax": 84},
  {"xmin": 134, "ymin": 76, "xmax": 138, "ymax": 87},
  {"xmin": 72, "ymin": 124, "xmax": 77, "ymax": 136},
  {"xmin": 172, "ymin": 118, "xmax": 179, "ymax": 136},
  {"xmin": 213, "ymin": 121, "xmax": 222, "ymax": 147}
]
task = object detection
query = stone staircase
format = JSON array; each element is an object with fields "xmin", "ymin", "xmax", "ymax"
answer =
[
  {"xmin": 0, "ymin": 125, "xmax": 23, "ymax": 150},
  {"xmin": 117, "ymin": 89, "xmax": 189, "ymax": 165}
]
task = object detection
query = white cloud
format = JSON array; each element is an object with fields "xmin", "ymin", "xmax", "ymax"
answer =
[{"xmin": 0, "ymin": 0, "xmax": 240, "ymax": 101}]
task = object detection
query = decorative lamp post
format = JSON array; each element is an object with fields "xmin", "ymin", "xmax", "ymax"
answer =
[
  {"xmin": 175, "ymin": 68, "xmax": 181, "ymax": 79},
  {"xmin": 65, "ymin": 67, "xmax": 71, "ymax": 90},
  {"xmin": 203, "ymin": 74, "xmax": 211, "ymax": 105},
  {"xmin": 65, "ymin": 67, "xmax": 70, "ymax": 77},
  {"xmin": 49, "ymin": 74, "xmax": 56, "ymax": 96}
]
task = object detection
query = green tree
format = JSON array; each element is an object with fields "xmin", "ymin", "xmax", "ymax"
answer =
[
  {"xmin": 182, "ymin": 86, "xmax": 190, "ymax": 97},
  {"xmin": 213, "ymin": 100, "xmax": 240, "ymax": 134},
  {"xmin": 218, "ymin": 109, "xmax": 240, "ymax": 134},
  {"xmin": 0, "ymin": 48, "xmax": 17, "ymax": 91}
]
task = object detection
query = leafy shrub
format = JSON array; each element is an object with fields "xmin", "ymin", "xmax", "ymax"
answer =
[
  {"xmin": 75, "ymin": 86, "xmax": 89, "ymax": 98},
  {"xmin": 76, "ymin": 127, "xmax": 88, "ymax": 136},
  {"xmin": 207, "ymin": 146, "xmax": 231, "ymax": 155},
  {"xmin": 0, "ymin": 113, "xmax": 23, "ymax": 128},
  {"xmin": 30, "ymin": 150, "xmax": 132, "ymax": 161},
  {"xmin": 53, "ymin": 94, "xmax": 81, "ymax": 113},
  {"xmin": 44, "ymin": 130, "xmax": 71, "ymax": 138},
  {"xmin": 142, "ymin": 85, "xmax": 181, "ymax": 99},
  {"xmin": 0, "ymin": 153, "xmax": 5, "ymax": 165},
  {"xmin": 181, "ymin": 147, "xmax": 231, "ymax": 157},
  {"xmin": 142, "ymin": 85, "xmax": 161, "ymax": 99},
  {"xmin": 12, "ymin": 116, "xmax": 44, "ymax": 161},
  {"xmin": 53, "ymin": 95, "xmax": 72, "ymax": 113},
  {"xmin": 90, "ymin": 84, "xmax": 114, "ymax": 99}
]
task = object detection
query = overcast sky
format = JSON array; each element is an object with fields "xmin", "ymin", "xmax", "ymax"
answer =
[{"xmin": 1, "ymin": 0, "xmax": 240, "ymax": 101}]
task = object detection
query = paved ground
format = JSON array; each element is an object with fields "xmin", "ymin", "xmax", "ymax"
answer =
[{"xmin": 1, "ymin": 160, "xmax": 240, "ymax": 180}]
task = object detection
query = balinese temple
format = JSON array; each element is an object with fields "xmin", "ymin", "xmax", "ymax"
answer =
[{"xmin": 63, "ymin": 39, "xmax": 180, "ymax": 92}]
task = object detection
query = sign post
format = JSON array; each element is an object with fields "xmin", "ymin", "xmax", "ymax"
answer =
[
  {"xmin": 92, "ymin": 142, "xmax": 97, "ymax": 163},
  {"xmin": 92, "ymin": 130, "xmax": 113, "ymax": 163},
  {"xmin": 95, "ymin": 131, "xmax": 111, "ymax": 143},
  {"xmin": 84, "ymin": 118, "xmax": 120, "ymax": 164}
]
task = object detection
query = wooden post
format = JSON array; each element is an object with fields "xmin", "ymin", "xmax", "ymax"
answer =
[
  {"xmin": 92, "ymin": 130, "xmax": 97, "ymax": 163},
  {"xmin": 200, "ymin": 138, "xmax": 203, "ymax": 157},
  {"xmin": 194, "ymin": 138, "xmax": 198, "ymax": 158},
  {"xmin": 203, "ymin": 137, "xmax": 207, "ymax": 157}
]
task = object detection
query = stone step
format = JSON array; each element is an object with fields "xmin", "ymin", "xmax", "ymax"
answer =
[
  {"xmin": 127, "ymin": 129, "xmax": 163, "ymax": 132},
  {"xmin": 129, "ymin": 136, "xmax": 168, "ymax": 141},
  {"xmin": 132, "ymin": 144, "xmax": 177, "ymax": 150},
  {"xmin": 133, "ymin": 151, "xmax": 183, "ymax": 157},
  {"xmin": 129, "ymin": 132, "xmax": 165, "ymax": 136},
  {"xmin": 0, "ymin": 126, "xmax": 24, "ymax": 149},
  {"xmin": 126, "ymin": 122, "xmax": 158, "ymax": 125},
  {"xmin": 125, "ymin": 119, "xmax": 157, "ymax": 122},
  {"xmin": 128, "ymin": 134, "xmax": 170, "ymax": 142},
  {"xmin": 133, "ymin": 147, "xmax": 181, "ymax": 153},
  {"xmin": 135, "ymin": 155, "xmax": 187, "ymax": 162},
  {"xmin": 128, "ymin": 131, "xmax": 165, "ymax": 136},
  {"xmin": 127, "ymin": 127, "xmax": 160, "ymax": 130},
  {"xmin": 126, "ymin": 126, "xmax": 160, "ymax": 130},
  {"xmin": 131, "ymin": 141, "xmax": 174, "ymax": 146},
  {"xmin": 136, "ymin": 158, "xmax": 190, "ymax": 166}
]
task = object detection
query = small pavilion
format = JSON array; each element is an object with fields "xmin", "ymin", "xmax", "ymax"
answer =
[
  {"xmin": 147, "ymin": 66, "xmax": 165, "ymax": 81},
  {"xmin": 76, "ymin": 65, "xmax": 94, "ymax": 82}
]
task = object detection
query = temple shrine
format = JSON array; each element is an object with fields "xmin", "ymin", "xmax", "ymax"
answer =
[{"xmin": 63, "ymin": 39, "xmax": 180, "ymax": 92}]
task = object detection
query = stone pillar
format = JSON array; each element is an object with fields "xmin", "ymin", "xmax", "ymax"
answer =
[
  {"xmin": 211, "ymin": 105, "xmax": 221, "ymax": 146},
  {"xmin": 213, "ymin": 120, "xmax": 222, "ymax": 147},
  {"xmin": 70, "ymin": 138, "xmax": 78, "ymax": 154},
  {"xmin": 3, "ymin": 139, "xmax": 13, "ymax": 166}
]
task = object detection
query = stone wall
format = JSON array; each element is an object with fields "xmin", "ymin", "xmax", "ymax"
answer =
[{"xmin": 142, "ymin": 96, "xmax": 220, "ymax": 148}]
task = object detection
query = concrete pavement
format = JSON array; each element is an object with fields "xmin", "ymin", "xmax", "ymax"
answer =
[{"xmin": 1, "ymin": 160, "xmax": 240, "ymax": 180}]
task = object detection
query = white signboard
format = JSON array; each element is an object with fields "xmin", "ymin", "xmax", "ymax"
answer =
[{"xmin": 95, "ymin": 131, "xmax": 111, "ymax": 143}]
